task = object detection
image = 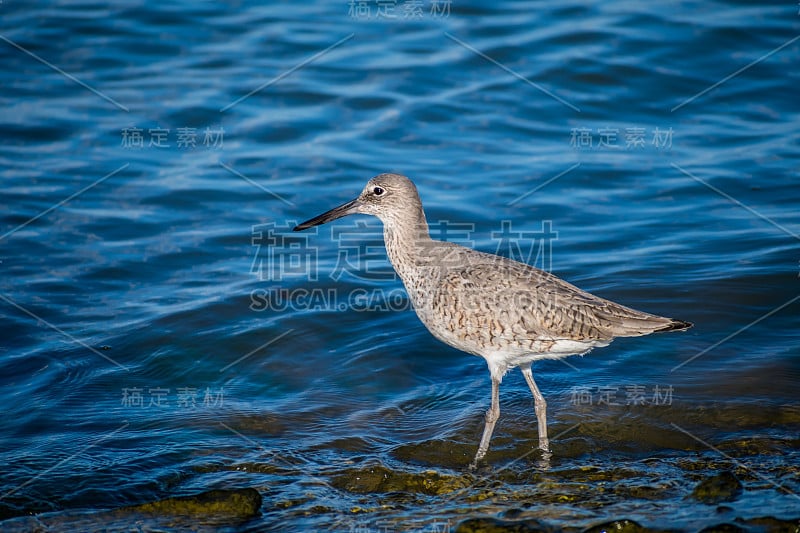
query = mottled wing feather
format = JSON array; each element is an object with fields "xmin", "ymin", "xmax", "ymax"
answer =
[{"xmin": 431, "ymin": 246, "xmax": 677, "ymax": 343}]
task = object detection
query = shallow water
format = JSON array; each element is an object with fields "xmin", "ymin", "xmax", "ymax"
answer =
[{"xmin": 1, "ymin": 0, "xmax": 799, "ymax": 531}]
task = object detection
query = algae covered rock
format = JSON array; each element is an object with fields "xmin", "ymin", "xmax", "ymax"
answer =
[
  {"xmin": 0, "ymin": 488, "xmax": 262, "ymax": 531},
  {"xmin": 122, "ymin": 487, "xmax": 261, "ymax": 519},
  {"xmin": 733, "ymin": 516, "xmax": 800, "ymax": 532},
  {"xmin": 331, "ymin": 465, "xmax": 470, "ymax": 495},
  {"xmin": 454, "ymin": 516, "xmax": 551, "ymax": 533},
  {"xmin": 690, "ymin": 471, "xmax": 742, "ymax": 504}
]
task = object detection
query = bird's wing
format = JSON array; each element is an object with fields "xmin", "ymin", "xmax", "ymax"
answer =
[{"xmin": 431, "ymin": 249, "xmax": 679, "ymax": 342}]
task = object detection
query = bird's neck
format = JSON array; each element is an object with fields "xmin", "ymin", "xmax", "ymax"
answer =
[{"xmin": 382, "ymin": 207, "xmax": 432, "ymax": 281}]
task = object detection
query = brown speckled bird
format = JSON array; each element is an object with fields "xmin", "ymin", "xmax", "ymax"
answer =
[{"xmin": 294, "ymin": 173, "xmax": 692, "ymax": 466}]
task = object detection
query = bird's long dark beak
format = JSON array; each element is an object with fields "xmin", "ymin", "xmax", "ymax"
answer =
[{"xmin": 293, "ymin": 197, "xmax": 362, "ymax": 231}]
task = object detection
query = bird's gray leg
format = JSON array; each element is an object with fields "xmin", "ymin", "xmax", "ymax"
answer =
[
  {"xmin": 471, "ymin": 373, "xmax": 501, "ymax": 468},
  {"xmin": 521, "ymin": 364, "xmax": 550, "ymax": 453}
]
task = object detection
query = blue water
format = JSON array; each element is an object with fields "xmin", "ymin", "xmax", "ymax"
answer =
[{"xmin": 1, "ymin": 1, "xmax": 799, "ymax": 531}]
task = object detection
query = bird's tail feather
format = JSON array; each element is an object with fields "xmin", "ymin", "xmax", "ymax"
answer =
[{"xmin": 654, "ymin": 319, "xmax": 693, "ymax": 333}]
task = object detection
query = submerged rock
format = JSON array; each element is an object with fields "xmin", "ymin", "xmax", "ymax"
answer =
[
  {"xmin": 121, "ymin": 487, "xmax": 262, "ymax": 519},
  {"xmin": 690, "ymin": 471, "xmax": 743, "ymax": 504},
  {"xmin": 697, "ymin": 524, "xmax": 746, "ymax": 533},
  {"xmin": 583, "ymin": 519, "xmax": 663, "ymax": 533},
  {"xmin": 455, "ymin": 516, "xmax": 551, "ymax": 533},
  {"xmin": 733, "ymin": 515, "xmax": 800, "ymax": 531},
  {"xmin": 0, "ymin": 488, "xmax": 262, "ymax": 532},
  {"xmin": 331, "ymin": 465, "xmax": 470, "ymax": 495}
]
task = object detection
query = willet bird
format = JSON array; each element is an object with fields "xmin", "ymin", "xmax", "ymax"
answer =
[{"xmin": 294, "ymin": 173, "xmax": 692, "ymax": 466}]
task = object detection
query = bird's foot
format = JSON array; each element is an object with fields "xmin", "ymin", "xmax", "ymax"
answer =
[
  {"xmin": 538, "ymin": 436, "xmax": 550, "ymax": 454},
  {"xmin": 469, "ymin": 445, "xmax": 489, "ymax": 470},
  {"xmin": 535, "ymin": 441, "xmax": 552, "ymax": 469}
]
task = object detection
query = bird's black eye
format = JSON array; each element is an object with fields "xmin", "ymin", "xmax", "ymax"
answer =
[{"xmin": 373, "ymin": 186, "xmax": 385, "ymax": 196}]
